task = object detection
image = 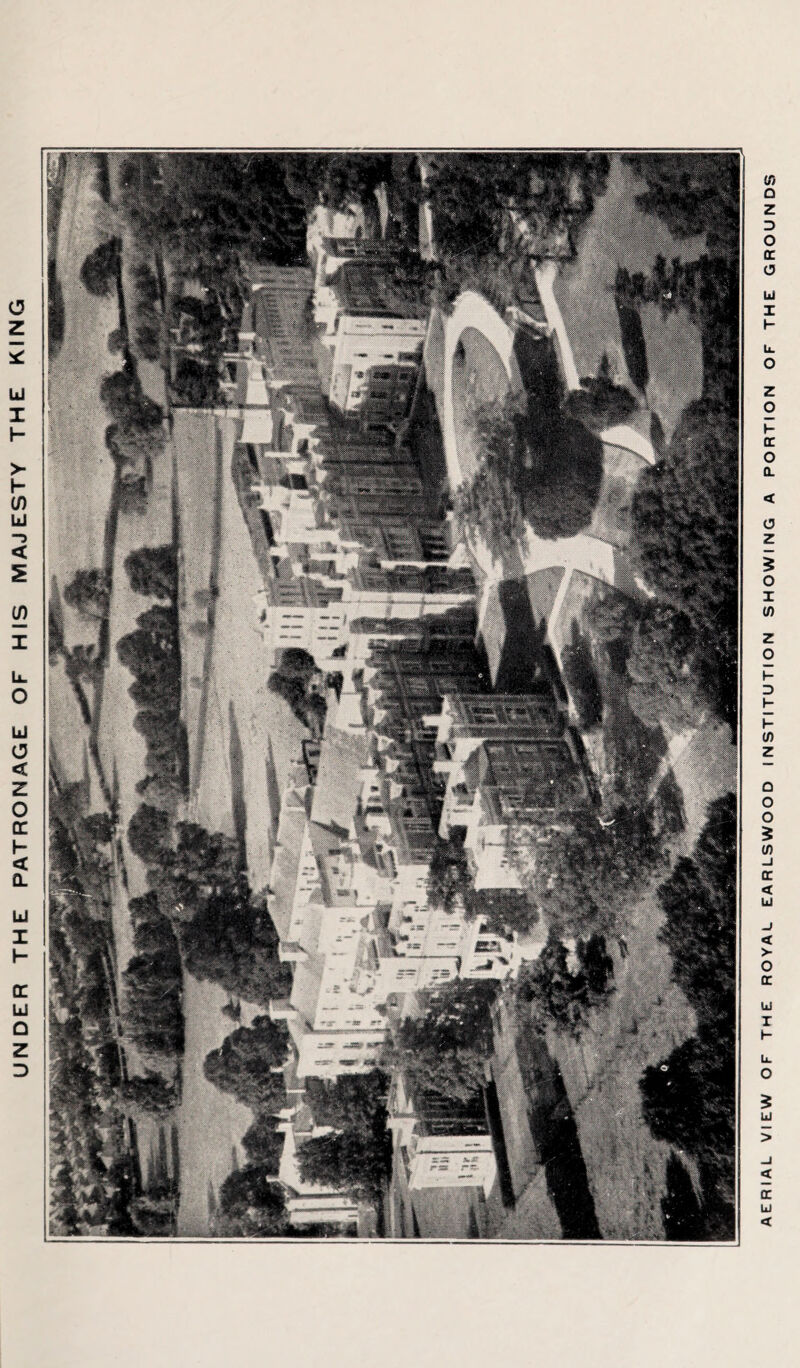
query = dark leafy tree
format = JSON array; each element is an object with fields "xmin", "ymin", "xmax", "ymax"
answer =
[
  {"xmin": 79, "ymin": 812, "xmax": 114, "ymax": 846},
  {"xmin": 627, "ymin": 602, "xmax": 707, "ymax": 733},
  {"xmin": 297, "ymin": 1127, "xmax": 388, "ymax": 1201},
  {"xmin": 631, "ymin": 400, "xmax": 738, "ymax": 726},
  {"xmin": 124, "ymin": 544, "xmax": 177, "ymax": 600},
  {"xmin": 511, "ymin": 803, "xmax": 663, "ymax": 940},
  {"xmin": 203, "ymin": 1015, "xmax": 289, "ymax": 1111},
  {"xmin": 122, "ymin": 951, "xmax": 183, "ymax": 1059},
  {"xmin": 517, "ymin": 934, "xmax": 614, "ymax": 1036},
  {"xmin": 64, "ymin": 644, "xmax": 104, "ymax": 686},
  {"xmin": 63, "ymin": 568, "xmax": 111, "ymax": 620},
  {"xmin": 127, "ymin": 803, "xmax": 172, "ymax": 866},
  {"xmin": 216, "ymin": 1164, "xmax": 287, "ymax": 1236},
  {"xmin": 241, "ymin": 1113, "xmax": 284, "ymax": 1171},
  {"xmin": 639, "ymin": 793, "xmax": 736, "ymax": 1236},
  {"xmin": 80, "ymin": 239, "xmax": 119, "ymax": 297},
  {"xmin": 562, "ymin": 374, "xmax": 637, "ymax": 432},
  {"xmin": 385, "ymin": 980, "xmax": 497, "ymax": 1104},
  {"xmin": 100, "ymin": 365, "xmax": 163, "ymax": 431},
  {"xmin": 107, "ymin": 326, "xmax": 128, "ymax": 354},
  {"xmin": 426, "ymin": 832, "xmax": 537, "ymax": 937},
  {"xmin": 119, "ymin": 1071, "xmax": 179, "ymax": 1118},
  {"xmin": 181, "ymin": 889, "xmax": 291, "ymax": 1006}
]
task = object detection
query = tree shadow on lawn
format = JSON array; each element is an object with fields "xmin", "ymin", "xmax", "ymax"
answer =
[
  {"xmin": 661, "ymin": 1151, "xmax": 705, "ymax": 1241},
  {"xmin": 492, "ymin": 578, "xmax": 563, "ymax": 698},
  {"xmin": 515, "ymin": 1029, "xmax": 602, "ymax": 1239},
  {"xmin": 228, "ymin": 702, "xmax": 248, "ymax": 869},
  {"xmin": 406, "ymin": 378, "xmax": 449, "ymax": 517},
  {"xmin": 560, "ymin": 622, "xmax": 603, "ymax": 731},
  {"xmin": 614, "ymin": 298, "xmax": 650, "ymax": 394}
]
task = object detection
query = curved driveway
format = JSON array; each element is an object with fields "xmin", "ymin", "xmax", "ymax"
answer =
[{"xmin": 441, "ymin": 290, "xmax": 652, "ymax": 665}]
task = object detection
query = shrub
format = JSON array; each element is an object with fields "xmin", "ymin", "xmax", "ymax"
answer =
[
  {"xmin": 135, "ymin": 318, "xmax": 162, "ymax": 361},
  {"xmin": 626, "ymin": 602, "xmax": 707, "ymax": 734},
  {"xmin": 560, "ymin": 636, "xmax": 603, "ymax": 730},
  {"xmin": 107, "ymin": 327, "xmax": 128, "ymax": 354},
  {"xmin": 586, "ymin": 586, "xmax": 640, "ymax": 645},
  {"xmin": 80, "ymin": 239, "xmax": 119, "ymax": 297},
  {"xmin": 517, "ymin": 934, "xmax": 614, "ymax": 1036}
]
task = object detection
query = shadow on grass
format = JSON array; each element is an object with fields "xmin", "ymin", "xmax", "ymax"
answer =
[
  {"xmin": 492, "ymin": 579, "xmax": 555, "ymax": 694},
  {"xmin": 405, "ymin": 379, "xmax": 449, "ymax": 516},
  {"xmin": 615, "ymin": 299, "xmax": 650, "ymax": 392},
  {"xmin": 516, "ymin": 1031, "xmax": 602, "ymax": 1239},
  {"xmin": 228, "ymin": 702, "xmax": 248, "ymax": 868},
  {"xmin": 561, "ymin": 622, "xmax": 603, "ymax": 730},
  {"xmin": 662, "ymin": 1151, "xmax": 705, "ymax": 1240}
]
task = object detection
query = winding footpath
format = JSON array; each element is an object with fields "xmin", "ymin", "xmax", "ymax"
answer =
[{"xmin": 442, "ymin": 290, "xmax": 654, "ymax": 670}]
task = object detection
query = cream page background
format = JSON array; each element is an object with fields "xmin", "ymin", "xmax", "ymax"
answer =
[{"xmin": 1, "ymin": 2, "xmax": 799, "ymax": 1364}]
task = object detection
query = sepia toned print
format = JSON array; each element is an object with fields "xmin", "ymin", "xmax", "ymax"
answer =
[{"xmin": 46, "ymin": 150, "xmax": 739, "ymax": 1242}]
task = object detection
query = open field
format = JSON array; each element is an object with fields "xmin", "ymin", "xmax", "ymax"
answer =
[
  {"xmin": 174, "ymin": 412, "xmax": 306, "ymax": 1234},
  {"xmin": 48, "ymin": 152, "xmax": 121, "ymax": 651},
  {"xmin": 553, "ymin": 154, "xmax": 705, "ymax": 442}
]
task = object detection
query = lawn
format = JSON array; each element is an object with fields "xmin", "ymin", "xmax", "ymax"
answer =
[
  {"xmin": 450, "ymin": 326, "xmax": 514, "ymax": 484},
  {"xmin": 553, "ymin": 154, "xmax": 705, "ymax": 443}
]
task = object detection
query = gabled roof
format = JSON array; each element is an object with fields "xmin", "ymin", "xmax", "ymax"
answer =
[
  {"xmin": 310, "ymin": 722, "xmax": 371, "ymax": 836},
  {"xmin": 289, "ymin": 952, "xmax": 326, "ymax": 1029}
]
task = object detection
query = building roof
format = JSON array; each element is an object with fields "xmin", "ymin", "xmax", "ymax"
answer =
[
  {"xmin": 329, "ymin": 260, "xmax": 427, "ymax": 320},
  {"xmin": 289, "ymin": 952, "xmax": 326, "ymax": 1029},
  {"xmin": 310, "ymin": 722, "xmax": 371, "ymax": 835},
  {"xmin": 268, "ymin": 774, "xmax": 313, "ymax": 940}
]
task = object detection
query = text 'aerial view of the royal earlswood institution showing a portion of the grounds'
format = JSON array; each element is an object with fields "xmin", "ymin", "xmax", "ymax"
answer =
[{"xmin": 46, "ymin": 150, "xmax": 739, "ymax": 1242}]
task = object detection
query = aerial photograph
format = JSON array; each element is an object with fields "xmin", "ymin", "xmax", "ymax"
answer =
[{"xmin": 46, "ymin": 149, "xmax": 739, "ymax": 1241}]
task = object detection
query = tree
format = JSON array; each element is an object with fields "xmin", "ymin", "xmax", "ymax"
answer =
[
  {"xmin": 426, "ymin": 832, "xmax": 537, "ymax": 937},
  {"xmin": 657, "ymin": 793, "xmax": 736, "ymax": 1036},
  {"xmin": 181, "ymin": 891, "xmax": 291, "ymax": 1005},
  {"xmin": 203, "ymin": 1015, "xmax": 289, "ymax": 1111},
  {"xmin": 122, "ymin": 951, "xmax": 183, "ymax": 1059},
  {"xmin": 586, "ymin": 586, "xmax": 640, "ymax": 645},
  {"xmin": 562, "ymin": 374, "xmax": 637, "ymax": 432},
  {"xmin": 171, "ymin": 356, "xmax": 221, "ymax": 408},
  {"xmin": 106, "ymin": 418, "xmax": 165, "ymax": 469},
  {"xmin": 216, "ymin": 1164, "xmax": 287, "ymax": 1237},
  {"xmin": 127, "ymin": 803, "xmax": 172, "ymax": 866},
  {"xmin": 297, "ymin": 1128, "xmax": 388, "ymax": 1201},
  {"xmin": 305, "ymin": 1070, "xmax": 389, "ymax": 1134},
  {"xmin": 517, "ymin": 934, "xmax": 614, "ymax": 1036},
  {"xmin": 80, "ymin": 239, "xmax": 119, "ymax": 297},
  {"xmin": 79, "ymin": 812, "xmax": 114, "ymax": 846},
  {"xmin": 241, "ymin": 1113, "xmax": 284, "ymax": 1171},
  {"xmin": 385, "ymin": 980, "xmax": 497, "ymax": 1104},
  {"xmin": 626, "ymin": 602, "xmax": 707, "ymax": 733},
  {"xmin": 64, "ymin": 643, "xmax": 104, "ymax": 686},
  {"xmin": 283, "ymin": 152, "xmax": 391, "ymax": 211},
  {"xmin": 100, "ymin": 365, "xmax": 163, "ymax": 430},
  {"xmin": 639, "ymin": 794, "xmax": 736, "ymax": 1236},
  {"xmin": 119, "ymin": 1071, "xmax": 179, "ymax": 1118},
  {"xmin": 424, "ymin": 153, "xmax": 608, "ymax": 261},
  {"xmin": 124, "ymin": 544, "xmax": 177, "ymax": 601},
  {"xmin": 631, "ymin": 399, "xmax": 738, "ymax": 726},
  {"xmin": 107, "ymin": 326, "xmax": 128, "ymax": 354},
  {"xmin": 63, "ymin": 568, "xmax": 110, "ymax": 620},
  {"xmin": 453, "ymin": 397, "xmax": 527, "ymax": 561},
  {"xmin": 510, "ymin": 803, "xmax": 663, "ymax": 940}
]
